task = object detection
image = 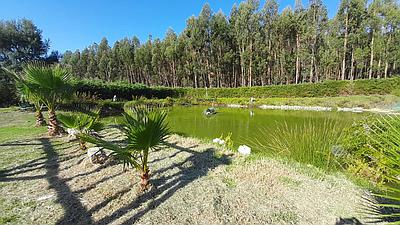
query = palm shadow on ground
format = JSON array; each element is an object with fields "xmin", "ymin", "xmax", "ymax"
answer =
[
  {"xmin": 95, "ymin": 142, "xmax": 231, "ymax": 225},
  {"xmin": 0, "ymin": 135, "xmax": 231, "ymax": 224}
]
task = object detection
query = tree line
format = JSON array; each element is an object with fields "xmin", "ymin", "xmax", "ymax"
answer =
[{"xmin": 61, "ymin": 0, "xmax": 400, "ymax": 88}]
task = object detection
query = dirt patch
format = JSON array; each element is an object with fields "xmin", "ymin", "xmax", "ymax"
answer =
[{"xmin": 0, "ymin": 128, "xmax": 376, "ymax": 224}]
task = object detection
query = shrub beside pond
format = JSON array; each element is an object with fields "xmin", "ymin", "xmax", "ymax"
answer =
[{"xmin": 69, "ymin": 77, "xmax": 400, "ymax": 101}]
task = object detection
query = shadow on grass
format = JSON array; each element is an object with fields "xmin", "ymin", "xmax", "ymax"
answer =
[
  {"xmin": 360, "ymin": 194, "xmax": 400, "ymax": 224},
  {"xmin": 335, "ymin": 217, "xmax": 363, "ymax": 225},
  {"xmin": 92, "ymin": 142, "xmax": 231, "ymax": 225},
  {"xmin": 0, "ymin": 135, "xmax": 231, "ymax": 224},
  {"xmin": 40, "ymin": 138, "xmax": 95, "ymax": 225}
]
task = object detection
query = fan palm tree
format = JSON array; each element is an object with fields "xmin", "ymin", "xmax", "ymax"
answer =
[
  {"xmin": 80, "ymin": 107, "xmax": 171, "ymax": 191},
  {"xmin": 3, "ymin": 67, "xmax": 46, "ymax": 127},
  {"xmin": 21, "ymin": 85, "xmax": 48, "ymax": 127},
  {"xmin": 364, "ymin": 115, "xmax": 400, "ymax": 224},
  {"xmin": 58, "ymin": 110, "xmax": 103, "ymax": 150},
  {"xmin": 22, "ymin": 65, "xmax": 72, "ymax": 136}
]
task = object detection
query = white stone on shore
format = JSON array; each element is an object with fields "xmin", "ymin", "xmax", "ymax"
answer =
[
  {"xmin": 227, "ymin": 104, "xmax": 247, "ymax": 108},
  {"xmin": 67, "ymin": 128, "xmax": 79, "ymax": 138},
  {"xmin": 337, "ymin": 107, "xmax": 364, "ymax": 113},
  {"xmin": 212, "ymin": 138, "xmax": 225, "ymax": 145},
  {"xmin": 87, "ymin": 147, "xmax": 107, "ymax": 164},
  {"xmin": 258, "ymin": 105, "xmax": 332, "ymax": 112},
  {"xmin": 238, "ymin": 145, "xmax": 251, "ymax": 155}
]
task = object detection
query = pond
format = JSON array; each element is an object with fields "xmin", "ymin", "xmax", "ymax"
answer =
[{"xmin": 167, "ymin": 106, "xmax": 362, "ymax": 152}]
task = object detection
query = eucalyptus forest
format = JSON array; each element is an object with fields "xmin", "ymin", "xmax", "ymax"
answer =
[{"xmin": 61, "ymin": 0, "xmax": 400, "ymax": 87}]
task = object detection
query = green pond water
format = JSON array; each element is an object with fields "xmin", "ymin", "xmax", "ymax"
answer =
[
  {"xmin": 103, "ymin": 106, "xmax": 363, "ymax": 152},
  {"xmin": 166, "ymin": 106, "xmax": 362, "ymax": 151}
]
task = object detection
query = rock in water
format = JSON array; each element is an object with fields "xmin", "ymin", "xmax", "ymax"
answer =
[{"xmin": 204, "ymin": 107, "xmax": 217, "ymax": 116}]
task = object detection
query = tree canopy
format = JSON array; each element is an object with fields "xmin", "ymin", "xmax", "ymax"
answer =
[{"xmin": 60, "ymin": 0, "xmax": 400, "ymax": 88}]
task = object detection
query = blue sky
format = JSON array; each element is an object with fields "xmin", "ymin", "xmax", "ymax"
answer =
[{"xmin": 0, "ymin": 0, "xmax": 340, "ymax": 53}]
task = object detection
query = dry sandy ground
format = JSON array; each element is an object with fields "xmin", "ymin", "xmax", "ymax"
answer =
[{"xmin": 0, "ymin": 127, "xmax": 376, "ymax": 225}]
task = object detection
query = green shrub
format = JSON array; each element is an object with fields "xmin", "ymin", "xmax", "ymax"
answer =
[
  {"xmin": 6, "ymin": 76, "xmax": 399, "ymax": 106},
  {"xmin": 124, "ymin": 98, "xmax": 174, "ymax": 111},
  {"xmin": 0, "ymin": 71, "xmax": 18, "ymax": 107},
  {"xmin": 183, "ymin": 78, "xmax": 400, "ymax": 99},
  {"xmin": 69, "ymin": 79, "xmax": 185, "ymax": 100}
]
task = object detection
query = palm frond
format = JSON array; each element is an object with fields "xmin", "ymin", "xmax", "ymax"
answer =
[
  {"xmin": 365, "ymin": 115, "xmax": 400, "ymax": 223},
  {"xmin": 22, "ymin": 64, "xmax": 73, "ymax": 110},
  {"xmin": 79, "ymin": 133, "xmax": 140, "ymax": 169},
  {"xmin": 58, "ymin": 111, "xmax": 103, "ymax": 132}
]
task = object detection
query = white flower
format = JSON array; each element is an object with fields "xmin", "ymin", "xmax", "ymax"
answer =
[{"xmin": 238, "ymin": 145, "xmax": 251, "ymax": 155}]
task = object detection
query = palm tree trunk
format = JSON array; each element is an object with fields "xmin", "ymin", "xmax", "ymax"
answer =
[
  {"xmin": 79, "ymin": 139, "xmax": 87, "ymax": 151},
  {"xmin": 48, "ymin": 109, "xmax": 61, "ymax": 136},
  {"xmin": 139, "ymin": 168, "xmax": 150, "ymax": 191},
  {"xmin": 35, "ymin": 109, "xmax": 46, "ymax": 127}
]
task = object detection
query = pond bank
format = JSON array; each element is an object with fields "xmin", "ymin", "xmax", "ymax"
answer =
[
  {"xmin": 204, "ymin": 95, "xmax": 400, "ymax": 113},
  {"xmin": 223, "ymin": 104, "xmax": 400, "ymax": 114}
]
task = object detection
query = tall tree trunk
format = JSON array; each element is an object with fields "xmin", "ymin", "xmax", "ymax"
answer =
[
  {"xmin": 384, "ymin": 61, "xmax": 389, "ymax": 79},
  {"xmin": 35, "ymin": 109, "xmax": 46, "ymax": 127},
  {"xmin": 248, "ymin": 40, "xmax": 253, "ymax": 87},
  {"xmin": 350, "ymin": 50, "xmax": 355, "ymax": 81},
  {"xmin": 267, "ymin": 64, "xmax": 271, "ymax": 85},
  {"xmin": 377, "ymin": 58, "xmax": 381, "ymax": 79},
  {"xmin": 206, "ymin": 58, "xmax": 212, "ymax": 88},
  {"xmin": 241, "ymin": 45, "xmax": 246, "ymax": 87},
  {"xmin": 295, "ymin": 33, "xmax": 301, "ymax": 84},
  {"xmin": 384, "ymin": 33, "xmax": 392, "ymax": 79},
  {"xmin": 309, "ymin": 48, "xmax": 315, "ymax": 83},
  {"xmin": 341, "ymin": 12, "xmax": 349, "ymax": 80},
  {"xmin": 48, "ymin": 109, "xmax": 61, "ymax": 136},
  {"xmin": 369, "ymin": 34, "xmax": 374, "ymax": 79},
  {"xmin": 233, "ymin": 65, "xmax": 237, "ymax": 88}
]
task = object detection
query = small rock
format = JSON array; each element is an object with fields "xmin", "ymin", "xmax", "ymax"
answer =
[
  {"xmin": 87, "ymin": 147, "xmax": 108, "ymax": 164},
  {"xmin": 238, "ymin": 145, "xmax": 251, "ymax": 155}
]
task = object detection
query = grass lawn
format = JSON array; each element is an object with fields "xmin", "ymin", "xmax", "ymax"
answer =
[{"xmin": 0, "ymin": 109, "xmax": 380, "ymax": 224}]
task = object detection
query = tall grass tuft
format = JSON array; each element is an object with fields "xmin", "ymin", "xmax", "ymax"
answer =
[{"xmin": 253, "ymin": 118, "xmax": 346, "ymax": 171}]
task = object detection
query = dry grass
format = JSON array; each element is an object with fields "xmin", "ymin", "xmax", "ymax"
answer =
[{"xmin": 0, "ymin": 114, "xmax": 378, "ymax": 224}]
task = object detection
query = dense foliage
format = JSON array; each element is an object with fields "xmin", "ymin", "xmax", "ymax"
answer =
[
  {"xmin": 61, "ymin": 0, "xmax": 400, "ymax": 88},
  {"xmin": 185, "ymin": 77, "xmax": 400, "ymax": 98},
  {"xmin": 0, "ymin": 19, "xmax": 59, "ymax": 107},
  {"xmin": 0, "ymin": 70, "xmax": 18, "ymax": 107},
  {"xmin": 70, "ymin": 79, "xmax": 184, "ymax": 100},
  {"xmin": 70, "ymin": 77, "xmax": 400, "ymax": 101}
]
